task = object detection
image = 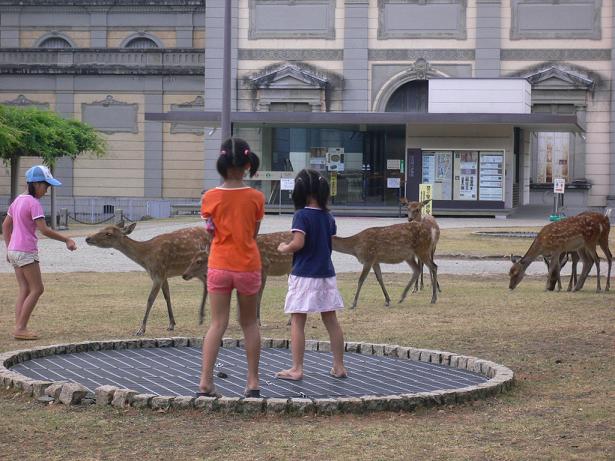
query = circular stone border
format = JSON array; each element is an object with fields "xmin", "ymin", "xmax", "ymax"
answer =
[
  {"xmin": 0, "ymin": 337, "xmax": 514, "ymax": 415},
  {"xmin": 474, "ymin": 231, "xmax": 538, "ymax": 239}
]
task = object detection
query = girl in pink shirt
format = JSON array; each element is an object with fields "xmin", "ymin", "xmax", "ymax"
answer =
[{"xmin": 2, "ymin": 165, "xmax": 76, "ymax": 340}]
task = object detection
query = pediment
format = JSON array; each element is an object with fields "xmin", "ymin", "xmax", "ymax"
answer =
[
  {"xmin": 525, "ymin": 66, "xmax": 594, "ymax": 91},
  {"xmin": 250, "ymin": 64, "xmax": 328, "ymax": 89}
]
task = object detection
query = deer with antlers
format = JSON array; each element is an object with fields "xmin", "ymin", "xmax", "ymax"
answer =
[
  {"xmin": 400, "ymin": 198, "xmax": 441, "ymax": 292},
  {"xmin": 86, "ymin": 222, "xmax": 210, "ymax": 335},
  {"xmin": 182, "ymin": 231, "xmax": 293, "ymax": 324},
  {"xmin": 332, "ymin": 221, "xmax": 437, "ymax": 308},
  {"xmin": 509, "ymin": 212, "xmax": 608, "ymax": 292}
]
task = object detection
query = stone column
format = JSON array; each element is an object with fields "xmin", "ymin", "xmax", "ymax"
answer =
[
  {"xmin": 608, "ymin": 5, "xmax": 615, "ymax": 208},
  {"xmin": 203, "ymin": 0, "xmax": 238, "ymax": 190},
  {"xmin": 475, "ymin": 0, "xmax": 501, "ymax": 78},
  {"xmin": 144, "ymin": 77, "xmax": 164, "ymax": 198},
  {"xmin": 0, "ymin": 10, "xmax": 20, "ymax": 47},
  {"xmin": 89, "ymin": 10, "xmax": 108, "ymax": 47},
  {"xmin": 342, "ymin": 0, "xmax": 369, "ymax": 112},
  {"xmin": 54, "ymin": 76, "xmax": 75, "ymax": 199},
  {"xmin": 176, "ymin": 12, "xmax": 194, "ymax": 48}
]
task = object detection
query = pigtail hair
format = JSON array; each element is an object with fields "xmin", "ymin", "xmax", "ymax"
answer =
[
  {"xmin": 247, "ymin": 151, "xmax": 260, "ymax": 177},
  {"xmin": 316, "ymin": 174, "xmax": 330, "ymax": 211},
  {"xmin": 291, "ymin": 169, "xmax": 330, "ymax": 211},
  {"xmin": 216, "ymin": 136, "xmax": 260, "ymax": 179}
]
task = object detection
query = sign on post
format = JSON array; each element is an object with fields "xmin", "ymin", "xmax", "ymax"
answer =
[
  {"xmin": 553, "ymin": 178, "xmax": 565, "ymax": 194},
  {"xmin": 330, "ymin": 171, "xmax": 337, "ymax": 197},
  {"xmin": 419, "ymin": 183, "xmax": 433, "ymax": 216},
  {"xmin": 280, "ymin": 178, "xmax": 295, "ymax": 191},
  {"xmin": 387, "ymin": 177, "xmax": 401, "ymax": 188}
]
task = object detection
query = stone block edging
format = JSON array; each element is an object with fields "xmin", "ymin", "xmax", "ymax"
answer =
[{"xmin": 0, "ymin": 337, "xmax": 514, "ymax": 415}]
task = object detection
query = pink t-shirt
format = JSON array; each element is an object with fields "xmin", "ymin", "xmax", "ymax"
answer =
[{"xmin": 7, "ymin": 194, "xmax": 45, "ymax": 253}]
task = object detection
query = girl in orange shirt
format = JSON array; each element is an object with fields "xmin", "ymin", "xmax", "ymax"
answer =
[{"xmin": 197, "ymin": 137, "xmax": 264, "ymax": 398}]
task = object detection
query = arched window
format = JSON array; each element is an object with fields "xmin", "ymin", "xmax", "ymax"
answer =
[
  {"xmin": 385, "ymin": 80, "xmax": 428, "ymax": 113},
  {"xmin": 38, "ymin": 37, "xmax": 72, "ymax": 48},
  {"xmin": 124, "ymin": 37, "xmax": 159, "ymax": 49}
]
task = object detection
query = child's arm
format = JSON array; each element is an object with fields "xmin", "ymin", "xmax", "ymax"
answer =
[
  {"xmin": 2, "ymin": 214, "xmax": 12, "ymax": 261},
  {"xmin": 278, "ymin": 231, "xmax": 305, "ymax": 254},
  {"xmin": 35, "ymin": 219, "xmax": 77, "ymax": 251}
]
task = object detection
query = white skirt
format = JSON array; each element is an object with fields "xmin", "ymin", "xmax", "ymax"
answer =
[{"xmin": 284, "ymin": 275, "xmax": 344, "ymax": 314}]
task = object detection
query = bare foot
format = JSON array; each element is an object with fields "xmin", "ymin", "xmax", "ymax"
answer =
[
  {"xmin": 13, "ymin": 329, "xmax": 39, "ymax": 340},
  {"xmin": 275, "ymin": 368, "xmax": 304, "ymax": 381},
  {"xmin": 330, "ymin": 367, "xmax": 348, "ymax": 379}
]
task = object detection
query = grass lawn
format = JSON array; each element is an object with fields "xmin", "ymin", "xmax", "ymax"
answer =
[{"xmin": 0, "ymin": 271, "xmax": 614, "ymax": 460}]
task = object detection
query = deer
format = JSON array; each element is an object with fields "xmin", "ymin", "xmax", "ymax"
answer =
[
  {"xmin": 182, "ymin": 231, "xmax": 293, "ymax": 324},
  {"xmin": 508, "ymin": 213, "xmax": 605, "ymax": 292},
  {"xmin": 85, "ymin": 222, "xmax": 211, "ymax": 336},
  {"xmin": 510, "ymin": 211, "xmax": 612, "ymax": 292},
  {"xmin": 332, "ymin": 221, "xmax": 437, "ymax": 309},
  {"xmin": 400, "ymin": 198, "xmax": 441, "ymax": 293}
]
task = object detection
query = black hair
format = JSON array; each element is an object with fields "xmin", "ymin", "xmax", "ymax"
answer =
[
  {"xmin": 216, "ymin": 137, "xmax": 260, "ymax": 179},
  {"xmin": 27, "ymin": 182, "xmax": 37, "ymax": 197},
  {"xmin": 291, "ymin": 169, "xmax": 330, "ymax": 211}
]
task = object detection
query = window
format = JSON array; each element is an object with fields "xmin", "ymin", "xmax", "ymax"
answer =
[
  {"xmin": 124, "ymin": 37, "xmax": 159, "ymax": 49},
  {"xmin": 385, "ymin": 80, "xmax": 428, "ymax": 113},
  {"xmin": 38, "ymin": 37, "xmax": 72, "ymax": 48}
]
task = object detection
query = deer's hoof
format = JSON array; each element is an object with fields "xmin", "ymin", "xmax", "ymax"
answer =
[
  {"xmin": 167, "ymin": 325, "xmax": 175, "ymax": 331},
  {"xmin": 135, "ymin": 329, "xmax": 145, "ymax": 336}
]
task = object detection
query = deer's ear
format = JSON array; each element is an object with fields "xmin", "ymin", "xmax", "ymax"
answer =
[
  {"xmin": 400, "ymin": 197, "xmax": 408, "ymax": 205},
  {"xmin": 123, "ymin": 222, "xmax": 137, "ymax": 235}
]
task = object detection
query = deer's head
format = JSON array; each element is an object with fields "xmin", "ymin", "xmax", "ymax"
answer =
[
  {"xmin": 85, "ymin": 222, "xmax": 137, "ymax": 248},
  {"xmin": 182, "ymin": 247, "xmax": 209, "ymax": 281},
  {"xmin": 508, "ymin": 260, "xmax": 526, "ymax": 290},
  {"xmin": 401, "ymin": 198, "xmax": 431, "ymax": 222}
]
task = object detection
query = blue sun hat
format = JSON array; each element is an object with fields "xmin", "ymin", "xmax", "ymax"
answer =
[{"xmin": 25, "ymin": 165, "xmax": 62, "ymax": 186}]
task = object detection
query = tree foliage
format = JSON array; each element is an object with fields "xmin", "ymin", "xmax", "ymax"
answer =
[{"xmin": 0, "ymin": 104, "xmax": 106, "ymax": 166}]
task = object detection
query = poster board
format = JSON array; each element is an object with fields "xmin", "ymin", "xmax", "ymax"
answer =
[{"xmin": 478, "ymin": 152, "xmax": 504, "ymax": 201}]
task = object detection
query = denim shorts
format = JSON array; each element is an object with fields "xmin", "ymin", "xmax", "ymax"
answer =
[
  {"xmin": 207, "ymin": 268, "xmax": 261, "ymax": 296},
  {"xmin": 7, "ymin": 250, "xmax": 39, "ymax": 268}
]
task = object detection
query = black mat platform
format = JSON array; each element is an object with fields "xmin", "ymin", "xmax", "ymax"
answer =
[{"xmin": 12, "ymin": 347, "xmax": 488, "ymax": 399}]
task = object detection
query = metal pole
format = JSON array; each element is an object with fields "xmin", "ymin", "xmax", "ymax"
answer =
[{"xmin": 221, "ymin": 0, "xmax": 231, "ymax": 139}]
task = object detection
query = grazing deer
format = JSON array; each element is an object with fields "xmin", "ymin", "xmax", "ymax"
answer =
[
  {"xmin": 576, "ymin": 211, "xmax": 612, "ymax": 291},
  {"xmin": 508, "ymin": 213, "xmax": 604, "ymax": 292},
  {"xmin": 509, "ymin": 252, "xmax": 578, "ymax": 291},
  {"xmin": 86, "ymin": 222, "xmax": 210, "ymax": 335},
  {"xmin": 332, "ymin": 221, "xmax": 437, "ymax": 308},
  {"xmin": 400, "ymin": 198, "xmax": 441, "ymax": 292},
  {"xmin": 182, "ymin": 231, "xmax": 293, "ymax": 323}
]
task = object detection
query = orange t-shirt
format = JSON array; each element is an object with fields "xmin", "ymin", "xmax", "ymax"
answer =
[{"xmin": 201, "ymin": 186, "xmax": 265, "ymax": 272}]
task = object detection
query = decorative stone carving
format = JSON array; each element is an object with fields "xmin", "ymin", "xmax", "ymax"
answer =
[
  {"xmin": 81, "ymin": 95, "xmax": 138, "ymax": 134},
  {"xmin": 2, "ymin": 94, "xmax": 49, "ymax": 110},
  {"xmin": 170, "ymin": 96, "xmax": 205, "ymax": 135},
  {"xmin": 247, "ymin": 63, "xmax": 341, "ymax": 112}
]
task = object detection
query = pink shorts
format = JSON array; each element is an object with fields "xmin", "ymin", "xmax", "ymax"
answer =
[{"xmin": 207, "ymin": 268, "xmax": 261, "ymax": 296}]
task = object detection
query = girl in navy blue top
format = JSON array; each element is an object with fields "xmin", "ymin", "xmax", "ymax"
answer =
[{"xmin": 276, "ymin": 169, "xmax": 347, "ymax": 381}]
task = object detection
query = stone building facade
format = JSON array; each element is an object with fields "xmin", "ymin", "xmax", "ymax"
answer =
[{"xmin": 1, "ymin": 0, "xmax": 614, "ymax": 218}]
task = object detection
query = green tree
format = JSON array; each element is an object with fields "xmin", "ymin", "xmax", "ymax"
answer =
[{"xmin": 0, "ymin": 104, "xmax": 106, "ymax": 203}]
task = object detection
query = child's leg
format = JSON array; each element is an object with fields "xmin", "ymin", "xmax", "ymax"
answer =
[
  {"xmin": 14, "ymin": 267, "xmax": 29, "ymax": 325},
  {"xmin": 199, "ymin": 292, "xmax": 231, "ymax": 393},
  {"xmin": 320, "ymin": 311, "xmax": 347, "ymax": 378},
  {"xmin": 237, "ymin": 292, "xmax": 261, "ymax": 392},
  {"xmin": 275, "ymin": 313, "xmax": 306, "ymax": 380},
  {"xmin": 14, "ymin": 263, "xmax": 44, "ymax": 333}
]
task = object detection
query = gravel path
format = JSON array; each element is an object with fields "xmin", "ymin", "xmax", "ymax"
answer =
[{"xmin": 0, "ymin": 215, "xmax": 606, "ymax": 277}]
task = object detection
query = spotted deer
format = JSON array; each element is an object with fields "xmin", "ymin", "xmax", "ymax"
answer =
[
  {"xmin": 182, "ymin": 231, "xmax": 293, "ymax": 323},
  {"xmin": 400, "ymin": 198, "xmax": 441, "ymax": 292},
  {"xmin": 86, "ymin": 222, "xmax": 210, "ymax": 335},
  {"xmin": 509, "ymin": 252, "xmax": 578, "ymax": 291},
  {"xmin": 508, "ymin": 212, "xmax": 606, "ymax": 292},
  {"xmin": 332, "ymin": 221, "xmax": 438, "ymax": 308}
]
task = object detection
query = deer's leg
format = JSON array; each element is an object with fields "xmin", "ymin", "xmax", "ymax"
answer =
[
  {"xmin": 136, "ymin": 280, "xmax": 162, "ymax": 336},
  {"xmin": 432, "ymin": 249, "xmax": 441, "ymax": 293},
  {"xmin": 257, "ymin": 272, "xmax": 267, "ymax": 326},
  {"xmin": 573, "ymin": 250, "xmax": 594, "ymax": 291},
  {"xmin": 198, "ymin": 275, "xmax": 208, "ymax": 325},
  {"xmin": 351, "ymin": 263, "xmax": 372, "ymax": 309},
  {"xmin": 372, "ymin": 263, "xmax": 391, "ymax": 307},
  {"xmin": 566, "ymin": 252, "xmax": 578, "ymax": 292},
  {"xmin": 412, "ymin": 258, "xmax": 422, "ymax": 293},
  {"xmin": 600, "ymin": 242, "xmax": 612, "ymax": 291},
  {"xmin": 424, "ymin": 258, "xmax": 439, "ymax": 304},
  {"xmin": 546, "ymin": 251, "xmax": 563, "ymax": 292},
  {"xmin": 588, "ymin": 247, "xmax": 602, "ymax": 292},
  {"xmin": 399, "ymin": 258, "xmax": 422, "ymax": 304},
  {"xmin": 161, "ymin": 279, "xmax": 176, "ymax": 331}
]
